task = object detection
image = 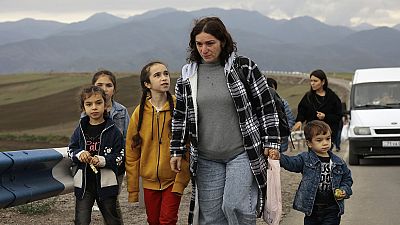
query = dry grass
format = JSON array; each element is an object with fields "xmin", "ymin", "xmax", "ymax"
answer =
[
  {"xmin": 0, "ymin": 73, "xmax": 152, "ymax": 133},
  {"xmin": 0, "ymin": 72, "xmax": 134, "ymax": 106},
  {"xmin": 0, "ymin": 73, "xmax": 347, "ymax": 143}
]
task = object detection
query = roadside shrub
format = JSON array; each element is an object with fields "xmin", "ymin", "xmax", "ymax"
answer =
[
  {"xmin": 0, "ymin": 134, "xmax": 69, "ymax": 143},
  {"xmin": 15, "ymin": 197, "xmax": 58, "ymax": 215}
]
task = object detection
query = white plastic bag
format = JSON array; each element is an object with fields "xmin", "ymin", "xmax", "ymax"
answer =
[
  {"xmin": 341, "ymin": 124, "xmax": 349, "ymax": 142},
  {"xmin": 263, "ymin": 159, "xmax": 282, "ymax": 225}
]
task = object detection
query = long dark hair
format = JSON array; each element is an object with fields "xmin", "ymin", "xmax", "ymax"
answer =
[
  {"xmin": 309, "ymin": 69, "xmax": 328, "ymax": 92},
  {"xmin": 187, "ymin": 16, "xmax": 237, "ymax": 66},
  {"xmin": 92, "ymin": 70, "xmax": 117, "ymax": 100},
  {"xmin": 132, "ymin": 61, "xmax": 174, "ymax": 148}
]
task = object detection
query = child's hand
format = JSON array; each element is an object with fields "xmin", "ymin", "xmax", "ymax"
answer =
[
  {"xmin": 170, "ymin": 156, "xmax": 182, "ymax": 173},
  {"xmin": 264, "ymin": 148, "xmax": 280, "ymax": 160},
  {"xmin": 79, "ymin": 151, "xmax": 92, "ymax": 163},
  {"xmin": 90, "ymin": 156, "xmax": 100, "ymax": 166},
  {"xmin": 334, "ymin": 189, "xmax": 346, "ymax": 200},
  {"xmin": 270, "ymin": 149, "xmax": 280, "ymax": 160}
]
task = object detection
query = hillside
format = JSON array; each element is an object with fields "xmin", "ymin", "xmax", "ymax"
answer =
[
  {"xmin": 0, "ymin": 8, "xmax": 400, "ymax": 74},
  {"xmin": 0, "ymin": 73, "xmax": 350, "ymax": 138},
  {"xmin": 0, "ymin": 74, "xmax": 147, "ymax": 133}
]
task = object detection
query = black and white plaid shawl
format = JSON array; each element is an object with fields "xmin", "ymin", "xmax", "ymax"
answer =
[{"xmin": 170, "ymin": 54, "xmax": 280, "ymax": 224}]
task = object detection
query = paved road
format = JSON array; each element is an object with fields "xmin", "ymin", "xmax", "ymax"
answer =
[
  {"xmin": 280, "ymin": 142, "xmax": 400, "ymax": 225},
  {"xmin": 342, "ymin": 155, "xmax": 400, "ymax": 225}
]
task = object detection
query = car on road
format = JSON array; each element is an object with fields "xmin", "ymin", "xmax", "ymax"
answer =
[{"xmin": 348, "ymin": 67, "xmax": 400, "ymax": 165}]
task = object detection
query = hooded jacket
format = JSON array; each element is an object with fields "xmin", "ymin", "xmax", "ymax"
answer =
[
  {"xmin": 125, "ymin": 95, "xmax": 190, "ymax": 202},
  {"xmin": 68, "ymin": 116, "xmax": 125, "ymax": 199},
  {"xmin": 80, "ymin": 100, "xmax": 129, "ymax": 175}
]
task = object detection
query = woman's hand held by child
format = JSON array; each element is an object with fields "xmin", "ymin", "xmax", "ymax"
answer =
[
  {"xmin": 264, "ymin": 148, "xmax": 280, "ymax": 160},
  {"xmin": 170, "ymin": 156, "xmax": 182, "ymax": 173}
]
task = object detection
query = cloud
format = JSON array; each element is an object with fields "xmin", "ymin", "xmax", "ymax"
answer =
[
  {"xmin": 1, "ymin": 0, "xmax": 400, "ymax": 26},
  {"xmin": 252, "ymin": 0, "xmax": 400, "ymax": 26}
]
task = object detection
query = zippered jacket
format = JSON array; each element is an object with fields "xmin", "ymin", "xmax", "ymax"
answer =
[
  {"xmin": 109, "ymin": 100, "xmax": 129, "ymax": 175},
  {"xmin": 125, "ymin": 95, "xmax": 190, "ymax": 202},
  {"xmin": 81, "ymin": 100, "xmax": 129, "ymax": 175},
  {"xmin": 68, "ymin": 116, "xmax": 125, "ymax": 199}
]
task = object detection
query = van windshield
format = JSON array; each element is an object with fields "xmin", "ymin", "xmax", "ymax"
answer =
[{"xmin": 352, "ymin": 82, "xmax": 400, "ymax": 109}]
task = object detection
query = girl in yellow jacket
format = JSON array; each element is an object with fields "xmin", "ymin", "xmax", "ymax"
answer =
[{"xmin": 126, "ymin": 61, "xmax": 190, "ymax": 225}]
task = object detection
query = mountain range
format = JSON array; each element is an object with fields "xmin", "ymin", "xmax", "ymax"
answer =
[{"xmin": 0, "ymin": 7, "xmax": 399, "ymax": 74}]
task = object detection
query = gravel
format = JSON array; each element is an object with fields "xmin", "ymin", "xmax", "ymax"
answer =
[{"xmin": 0, "ymin": 144, "xmax": 308, "ymax": 225}]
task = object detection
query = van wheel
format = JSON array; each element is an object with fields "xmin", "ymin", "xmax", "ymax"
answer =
[{"xmin": 349, "ymin": 152, "xmax": 360, "ymax": 165}]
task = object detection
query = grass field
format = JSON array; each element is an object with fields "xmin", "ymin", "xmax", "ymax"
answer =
[
  {"xmin": 326, "ymin": 71, "xmax": 353, "ymax": 81},
  {"xmin": 0, "ymin": 72, "xmax": 175, "ymax": 137},
  {"xmin": 0, "ymin": 72, "xmax": 349, "ymax": 151},
  {"xmin": 0, "ymin": 72, "xmax": 134, "ymax": 106}
]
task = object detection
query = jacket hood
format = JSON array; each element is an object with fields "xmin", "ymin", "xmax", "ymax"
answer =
[
  {"xmin": 181, "ymin": 53, "xmax": 237, "ymax": 80},
  {"xmin": 141, "ymin": 95, "xmax": 176, "ymax": 143},
  {"xmin": 144, "ymin": 95, "xmax": 176, "ymax": 112},
  {"xmin": 80, "ymin": 115, "xmax": 114, "ymax": 130}
]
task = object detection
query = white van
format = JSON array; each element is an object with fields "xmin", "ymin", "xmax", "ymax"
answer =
[{"xmin": 348, "ymin": 68, "xmax": 400, "ymax": 165}]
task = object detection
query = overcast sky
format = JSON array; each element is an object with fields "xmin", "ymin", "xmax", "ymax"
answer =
[{"xmin": 1, "ymin": 0, "xmax": 400, "ymax": 27}]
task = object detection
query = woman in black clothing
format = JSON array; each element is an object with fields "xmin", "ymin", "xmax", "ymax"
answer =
[{"xmin": 292, "ymin": 69, "xmax": 342, "ymax": 142}]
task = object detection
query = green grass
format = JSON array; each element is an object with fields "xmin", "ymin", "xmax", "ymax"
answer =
[
  {"xmin": 0, "ymin": 133, "xmax": 69, "ymax": 143},
  {"xmin": 1, "ymin": 121, "xmax": 79, "ymax": 140},
  {"xmin": 0, "ymin": 73, "xmax": 53, "ymax": 85},
  {"xmin": 326, "ymin": 71, "xmax": 353, "ymax": 81},
  {"xmin": 0, "ymin": 72, "xmax": 348, "ymax": 141},
  {"xmin": 15, "ymin": 197, "xmax": 57, "ymax": 215},
  {"xmin": 268, "ymin": 75, "xmax": 311, "ymax": 109}
]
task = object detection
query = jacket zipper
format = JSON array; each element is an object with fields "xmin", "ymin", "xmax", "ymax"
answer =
[
  {"xmin": 156, "ymin": 110, "xmax": 162, "ymax": 190},
  {"xmin": 79, "ymin": 124, "xmax": 88, "ymax": 199},
  {"xmin": 80, "ymin": 121, "xmax": 114, "ymax": 199},
  {"xmin": 331, "ymin": 162, "xmax": 341, "ymax": 216}
]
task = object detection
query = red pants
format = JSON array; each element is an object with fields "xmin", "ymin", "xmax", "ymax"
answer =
[{"xmin": 143, "ymin": 185, "xmax": 182, "ymax": 225}]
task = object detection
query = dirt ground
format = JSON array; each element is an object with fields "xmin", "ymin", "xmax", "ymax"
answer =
[
  {"xmin": 0, "ymin": 74, "xmax": 350, "ymax": 224},
  {"xmin": 0, "ymin": 145, "xmax": 305, "ymax": 225}
]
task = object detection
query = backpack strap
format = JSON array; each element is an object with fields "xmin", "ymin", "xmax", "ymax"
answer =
[
  {"xmin": 234, "ymin": 57, "xmax": 295, "ymax": 150},
  {"xmin": 234, "ymin": 56, "xmax": 254, "ymax": 109}
]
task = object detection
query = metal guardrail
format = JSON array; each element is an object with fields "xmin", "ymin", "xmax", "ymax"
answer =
[
  {"xmin": 0, "ymin": 147, "xmax": 73, "ymax": 209},
  {"xmin": 263, "ymin": 71, "xmax": 308, "ymax": 77}
]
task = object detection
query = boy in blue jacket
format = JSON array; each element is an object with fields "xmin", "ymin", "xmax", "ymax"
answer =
[{"xmin": 269, "ymin": 120, "xmax": 353, "ymax": 225}]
